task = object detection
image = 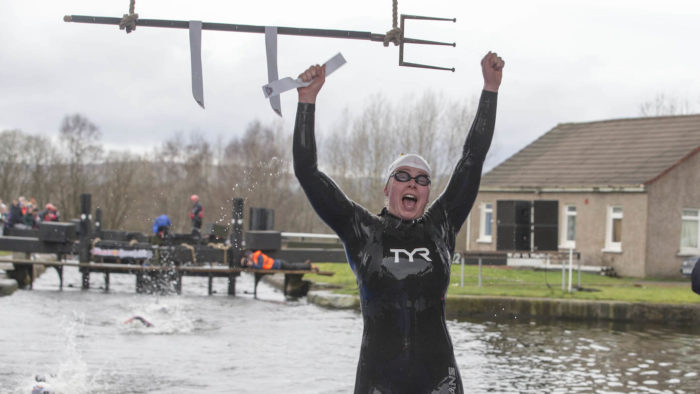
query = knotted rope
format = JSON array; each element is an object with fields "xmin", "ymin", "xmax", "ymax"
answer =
[
  {"xmin": 383, "ymin": 0, "xmax": 402, "ymax": 47},
  {"xmin": 181, "ymin": 243, "xmax": 196, "ymax": 264},
  {"xmin": 207, "ymin": 242, "xmax": 229, "ymax": 266},
  {"xmin": 119, "ymin": 0, "xmax": 138, "ymax": 33}
]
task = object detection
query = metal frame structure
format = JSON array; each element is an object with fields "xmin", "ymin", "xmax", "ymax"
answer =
[{"xmin": 63, "ymin": 13, "xmax": 456, "ymax": 71}]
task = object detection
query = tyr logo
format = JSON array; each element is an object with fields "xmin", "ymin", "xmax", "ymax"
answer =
[{"xmin": 389, "ymin": 248, "xmax": 432, "ymax": 263}]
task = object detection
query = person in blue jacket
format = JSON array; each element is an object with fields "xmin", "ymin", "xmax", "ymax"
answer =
[
  {"xmin": 152, "ymin": 214, "xmax": 171, "ymax": 238},
  {"xmin": 293, "ymin": 51, "xmax": 504, "ymax": 393}
]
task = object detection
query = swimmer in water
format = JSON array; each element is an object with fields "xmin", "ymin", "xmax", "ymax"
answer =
[
  {"xmin": 293, "ymin": 52, "xmax": 503, "ymax": 393},
  {"xmin": 31, "ymin": 375, "xmax": 55, "ymax": 394},
  {"xmin": 123, "ymin": 315, "xmax": 153, "ymax": 327}
]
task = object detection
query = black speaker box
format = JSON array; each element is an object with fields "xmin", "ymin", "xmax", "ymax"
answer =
[
  {"xmin": 38, "ymin": 222, "xmax": 77, "ymax": 243},
  {"xmin": 249, "ymin": 208, "xmax": 275, "ymax": 231}
]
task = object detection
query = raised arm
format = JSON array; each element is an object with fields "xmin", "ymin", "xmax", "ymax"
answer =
[
  {"xmin": 434, "ymin": 52, "xmax": 504, "ymax": 230},
  {"xmin": 293, "ymin": 65, "xmax": 356, "ymax": 237}
]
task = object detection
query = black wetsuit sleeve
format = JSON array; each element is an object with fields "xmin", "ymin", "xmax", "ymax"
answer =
[
  {"xmin": 293, "ymin": 102, "xmax": 356, "ymax": 238},
  {"xmin": 434, "ymin": 90, "xmax": 497, "ymax": 231}
]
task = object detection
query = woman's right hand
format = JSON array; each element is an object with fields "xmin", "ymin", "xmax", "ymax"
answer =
[{"xmin": 297, "ymin": 64, "xmax": 326, "ymax": 104}]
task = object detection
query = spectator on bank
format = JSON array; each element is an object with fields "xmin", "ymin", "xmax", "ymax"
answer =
[
  {"xmin": 19, "ymin": 196, "xmax": 28, "ymax": 216},
  {"xmin": 38, "ymin": 203, "xmax": 59, "ymax": 222},
  {"xmin": 152, "ymin": 214, "xmax": 171, "ymax": 238},
  {"xmin": 189, "ymin": 194, "xmax": 203, "ymax": 234},
  {"xmin": 7, "ymin": 199, "xmax": 23, "ymax": 228},
  {"xmin": 23, "ymin": 208, "xmax": 40, "ymax": 229},
  {"xmin": 0, "ymin": 199, "xmax": 7, "ymax": 225},
  {"xmin": 240, "ymin": 250, "xmax": 318, "ymax": 272}
]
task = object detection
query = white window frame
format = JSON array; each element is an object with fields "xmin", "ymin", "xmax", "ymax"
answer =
[
  {"xmin": 603, "ymin": 206, "xmax": 623, "ymax": 253},
  {"xmin": 478, "ymin": 203, "xmax": 493, "ymax": 243},
  {"xmin": 680, "ymin": 208, "xmax": 700, "ymax": 255},
  {"xmin": 560, "ymin": 205, "xmax": 576, "ymax": 249}
]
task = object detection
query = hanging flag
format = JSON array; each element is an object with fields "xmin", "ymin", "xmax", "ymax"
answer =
[
  {"xmin": 265, "ymin": 26, "xmax": 282, "ymax": 116},
  {"xmin": 262, "ymin": 53, "xmax": 346, "ymax": 99},
  {"xmin": 189, "ymin": 20, "xmax": 204, "ymax": 108}
]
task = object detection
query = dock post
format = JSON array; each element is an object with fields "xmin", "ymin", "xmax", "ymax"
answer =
[
  {"xmin": 104, "ymin": 272, "xmax": 110, "ymax": 291},
  {"xmin": 58, "ymin": 265, "xmax": 63, "ymax": 290},
  {"xmin": 79, "ymin": 193, "xmax": 91, "ymax": 290},
  {"xmin": 94, "ymin": 207, "xmax": 103, "ymax": 239},
  {"xmin": 136, "ymin": 272, "xmax": 144, "ymax": 293},
  {"xmin": 176, "ymin": 271, "xmax": 183, "ymax": 294},
  {"xmin": 228, "ymin": 198, "xmax": 244, "ymax": 296}
]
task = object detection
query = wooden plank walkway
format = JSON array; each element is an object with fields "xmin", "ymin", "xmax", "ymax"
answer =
[{"xmin": 3, "ymin": 258, "xmax": 334, "ymax": 296}]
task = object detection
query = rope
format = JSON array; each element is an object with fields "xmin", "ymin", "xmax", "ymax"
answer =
[
  {"xmin": 181, "ymin": 243, "xmax": 196, "ymax": 264},
  {"xmin": 119, "ymin": 0, "xmax": 138, "ymax": 33},
  {"xmin": 383, "ymin": 0, "xmax": 402, "ymax": 47},
  {"xmin": 129, "ymin": 239, "xmax": 138, "ymax": 246},
  {"xmin": 207, "ymin": 243, "xmax": 229, "ymax": 266},
  {"xmin": 91, "ymin": 237, "xmax": 101, "ymax": 249}
]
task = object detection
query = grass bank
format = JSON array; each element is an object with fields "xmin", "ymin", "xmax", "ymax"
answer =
[{"xmin": 314, "ymin": 263, "xmax": 700, "ymax": 305}]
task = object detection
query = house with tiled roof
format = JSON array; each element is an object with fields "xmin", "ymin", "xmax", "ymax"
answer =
[{"xmin": 460, "ymin": 114, "xmax": 700, "ymax": 278}]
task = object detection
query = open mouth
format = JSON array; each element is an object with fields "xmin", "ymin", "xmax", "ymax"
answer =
[{"xmin": 402, "ymin": 194, "xmax": 418, "ymax": 210}]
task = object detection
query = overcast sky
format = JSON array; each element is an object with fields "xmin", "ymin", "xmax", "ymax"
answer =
[{"xmin": 2, "ymin": 0, "xmax": 699, "ymax": 168}]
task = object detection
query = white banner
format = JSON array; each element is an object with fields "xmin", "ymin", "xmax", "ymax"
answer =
[
  {"xmin": 262, "ymin": 52, "xmax": 347, "ymax": 99},
  {"xmin": 189, "ymin": 20, "xmax": 204, "ymax": 108},
  {"xmin": 264, "ymin": 26, "xmax": 282, "ymax": 116}
]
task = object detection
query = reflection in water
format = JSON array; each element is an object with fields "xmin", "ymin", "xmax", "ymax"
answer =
[
  {"xmin": 1, "ymin": 268, "xmax": 698, "ymax": 393},
  {"xmin": 451, "ymin": 318, "xmax": 700, "ymax": 392}
]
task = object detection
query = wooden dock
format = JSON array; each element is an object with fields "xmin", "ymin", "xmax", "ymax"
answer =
[{"xmin": 5, "ymin": 258, "xmax": 333, "ymax": 297}]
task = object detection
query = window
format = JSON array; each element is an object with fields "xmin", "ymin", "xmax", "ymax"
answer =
[
  {"xmin": 680, "ymin": 208, "xmax": 699, "ymax": 254},
  {"xmin": 604, "ymin": 206, "xmax": 623, "ymax": 252},
  {"xmin": 561, "ymin": 205, "xmax": 576, "ymax": 248},
  {"xmin": 478, "ymin": 203, "xmax": 493, "ymax": 243}
]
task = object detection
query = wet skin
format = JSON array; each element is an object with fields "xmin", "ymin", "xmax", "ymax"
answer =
[{"xmin": 293, "ymin": 90, "xmax": 497, "ymax": 393}]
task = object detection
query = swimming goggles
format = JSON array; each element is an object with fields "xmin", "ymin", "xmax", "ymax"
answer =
[{"xmin": 391, "ymin": 170, "xmax": 431, "ymax": 186}]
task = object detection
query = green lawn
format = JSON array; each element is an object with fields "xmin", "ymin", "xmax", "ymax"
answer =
[{"xmin": 314, "ymin": 263, "xmax": 700, "ymax": 304}]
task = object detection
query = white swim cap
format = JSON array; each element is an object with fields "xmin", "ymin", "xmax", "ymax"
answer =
[{"xmin": 385, "ymin": 153, "xmax": 432, "ymax": 181}]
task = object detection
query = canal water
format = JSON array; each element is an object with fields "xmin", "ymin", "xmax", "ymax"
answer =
[{"xmin": 1, "ymin": 267, "xmax": 698, "ymax": 393}]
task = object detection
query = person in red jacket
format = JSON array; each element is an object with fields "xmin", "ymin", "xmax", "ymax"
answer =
[
  {"xmin": 189, "ymin": 194, "xmax": 203, "ymax": 234},
  {"xmin": 241, "ymin": 250, "xmax": 318, "ymax": 271},
  {"xmin": 38, "ymin": 203, "xmax": 59, "ymax": 222}
]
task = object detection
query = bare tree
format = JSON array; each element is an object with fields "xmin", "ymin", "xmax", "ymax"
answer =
[
  {"xmin": 220, "ymin": 120, "xmax": 298, "ymax": 229},
  {"xmin": 55, "ymin": 114, "xmax": 103, "ymax": 219},
  {"xmin": 639, "ymin": 93, "xmax": 694, "ymax": 117},
  {"xmin": 19, "ymin": 134, "xmax": 59, "ymax": 205},
  {"xmin": 93, "ymin": 151, "xmax": 144, "ymax": 229},
  {"xmin": 0, "ymin": 130, "xmax": 26, "ymax": 201},
  {"xmin": 318, "ymin": 92, "xmax": 480, "ymax": 217}
]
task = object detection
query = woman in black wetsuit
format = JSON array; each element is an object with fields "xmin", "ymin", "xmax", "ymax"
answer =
[{"xmin": 294, "ymin": 52, "xmax": 504, "ymax": 394}]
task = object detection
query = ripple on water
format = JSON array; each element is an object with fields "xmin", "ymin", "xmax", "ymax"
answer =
[{"xmin": 3, "ymin": 269, "xmax": 700, "ymax": 393}]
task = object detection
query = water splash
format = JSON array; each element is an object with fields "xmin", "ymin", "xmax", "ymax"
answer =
[
  {"xmin": 120, "ymin": 299, "xmax": 196, "ymax": 335},
  {"xmin": 14, "ymin": 313, "xmax": 107, "ymax": 394}
]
